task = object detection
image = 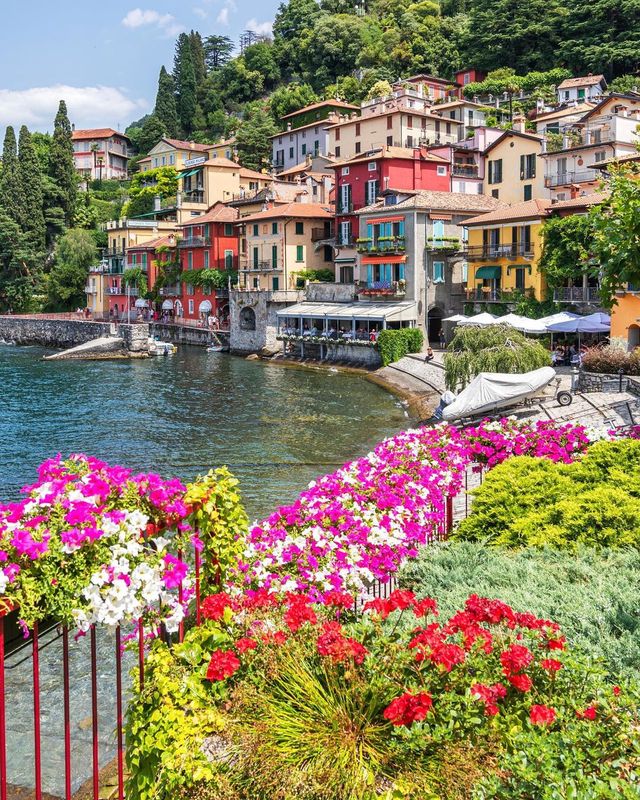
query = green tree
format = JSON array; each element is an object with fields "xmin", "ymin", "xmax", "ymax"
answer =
[
  {"xmin": 591, "ymin": 165, "xmax": 640, "ymax": 303},
  {"xmin": 204, "ymin": 35, "xmax": 234, "ymax": 71},
  {"xmin": 0, "ymin": 127, "xmax": 22, "ymax": 224},
  {"xmin": 300, "ymin": 15, "xmax": 367, "ymax": 89},
  {"xmin": 540, "ymin": 213, "xmax": 598, "ymax": 292},
  {"xmin": 138, "ymin": 115, "xmax": 167, "ymax": 156},
  {"xmin": 365, "ymin": 79, "xmax": 393, "ymax": 100},
  {"xmin": 244, "ymin": 42, "xmax": 281, "ymax": 90},
  {"xmin": 273, "ymin": 0, "xmax": 322, "ymax": 78},
  {"xmin": 47, "ymin": 228, "xmax": 97, "ymax": 309},
  {"xmin": 270, "ymin": 83, "xmax": 318, "ymax": 122},
  {"xmin": 174, "ymin": 33, "xmax": 197, "ymax": 134},
  {"xmin": 0, "ymin": 210, "xmax": 41, "ymax": 312},
  {"xmin": 189, "ymin": 30, "xmax": 207, "ymax": 87},
  {"xmin": 608, "ymin": 74, "xmax": 640, "ymax": 93},
  {"xmin": 235, "ymin": 104, "xmax": 278, "ymax": 170},
  {"xmin": 49, "ymin": 100, "xmax": 77, "ymax": 227},
  {"xmin": 122, "ymin": 166, "xmax": 179, "ymax": 218},
  {"xmin": 218, "ymin": 59, "xmax": 265, "ymax": 107},
  {"xmin": 154, "ymin": 67, "xmax": 179, "ymax": 137},
  {"xmin": 18, "ymin": 126, "xmax": 46, "ymax": 251}
]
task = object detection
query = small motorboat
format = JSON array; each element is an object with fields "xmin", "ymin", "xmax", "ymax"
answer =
[
  {"xmin": 206, "ymin": 344, "xmax": 224, "ymax": 353},
  {"xmin": 437, "ymin": 366, "xmax": 571, "ymax": 422},
  {"xmin": 148, "ymin": 338, "xmax": 177, "ymax": 356}
]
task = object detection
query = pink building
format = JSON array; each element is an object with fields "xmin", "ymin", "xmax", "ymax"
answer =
[{"xmin": 71, "ymin": 128, "xmax": 131, "ymax": 181}]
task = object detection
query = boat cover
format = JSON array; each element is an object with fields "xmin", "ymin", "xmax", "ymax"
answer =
[{"xmin": 441, "ymin": 366, "xmax": 556, "ymax": 421}]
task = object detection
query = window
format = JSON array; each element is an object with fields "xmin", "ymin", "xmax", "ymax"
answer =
[
  {"xmin": 224, "ymin": 223, "xmax": 234, "ymax": 236},
  {"xmin": 514, "ymin": 267, "xmax": 526, "ymax": 291},
  {"xmin": 366, "ymin": 179, "xmax": 379, "ymax": 205},
  {"xmin": 187, "ymin": 251, "xmax": 193, "ymax": 269},
  {"xmin": 289, "ymin": 147, "xmax": 294, "ymax": 159},
  {"xmin": 295, "ymin": 221, "xmax": 304, "ymax": 235},
  {"xmin": 355, "ymin": 122, "xmax": 361, "ymax": 135},
  {"xmin": 355, "ymin": 142, "xmax": 361, "ymax": 154},
  {"xmin": 461, "ymin": 261, "xmax": 468, "ymax": 282},
  {"xmin": 272, "ymin": 244, "xmax": 278, "ymax": 268},
  {"xmin": 433, "ymin": 261, "xmax": 445, "ymax": 283},
  {"xmin": 386, "ymin": 136, "xmax": 393, "ymax": 146},
  {"xmin": 339, "ymin": 220, "xmax": 352, "ymax": 245},
  {"xmin": 188, "ymin": 299, "xmax": 194, "ymax": 315},
  {"xmin": 407, "ymin": 114, "xmax": 413, "ymax": 128},
  {"xmin": 272, "ymin": 222, "xmax": 278, "ymax": 234},
  {"xmin": 253, "ymin": 224, "xmax": 259, "ymax": 236},
  {"xmin": 368, "ymin": 162, "xmax": 376, "ymax": 171},
  {"xmin": 169, "ymin": 154, "xmax": 175, "ymax": 165},
  {"xmin": 204, "ymin": 250, "xmax": 209, "ymax": 268},
  {"xmin": 253, "ymin": 277, "xmax": 259, "ymax": 289},
  {"xmin": 523, "ymin": 184, "xmax": 532, "ymax": 201},
  {"xmin": 463, "ymin": 73, "xmax": 471, "ymax": 85},
  {"xmin": 252, "ymin": 247, "xmax": 259, "ymax": 268},
  {"xmin": 594, "ymin": 150, "xmax": 606, "ymax": 162},
  {"xmin": 387, "ymin": 117, "xmax": 393, "ymax": 130},
  {"xmin": 224, "ymin": 250, "xmax": 234, "ymax": 269},
  {"xmin": 491, "ymin": 189, "xmax": 499, "ymax": 198},
  {"xmin": 335, "ymin": 129, "xmax": 340, "ymax": 141},
  {"xmin": 577, "ymin": 88, "xmax": 585, "ymax": 101},
  {"xmin": 301, "ymin": 130, "xmax": 306, "ymax": 139},
  {"xmin": 435, "ymin": 120, "xmax": 440, "ymax": 133},
  {"xmin": 488, "ymin": 159, "xmax": 503, "ymax": 184},
  {"xmin": 162, "ymin": 156, "xmax": 166, "ymax": 166},
  {"xmin": 296, "ymin": 245, "xmax": 304, "ymax": 262},
  {"xmin": 432, "ymin": 220, "xmax": 444, "ymax": 245},
  {"xmin": 301, "ymin": 143, "xmax": 307, "ymax": 155},
  {"xmin": 520, "ymin": 154, "xmax": 536, "ymax": 180},
  {"xmin": 313, "ymin": 140, "xmax": 319, "ymax": 155},
  {"xmin": 406, "ymin": 136, "xmax": 413, "ymax": 148},
  {"xmin": 335, "ymin": 146, "xmax": 341, "ymax": 157},
  {"xmin": 272, "ymin": 276, "xmax": 279, "ymax": 291},
  {"xmin": 289, "ymin": 134, "xmax": 293, "ymax": 141},
  {"xmin": 437, "ymin": 165, "xmax": 447, "ymax": 176},
  {"xmin": 240, "ymin": 306, "xmax": 256, "ymax": 330},
  {"xmin": 278, "ymin": 136, "xmax": 282, "ymax": 144},
  {"xmin": 340, "ymin": 183, "xmax": 351, "ymax": 213},
  {"xmin": 341, "ymin": 167, "xmax": 350, "ymax": 176}
]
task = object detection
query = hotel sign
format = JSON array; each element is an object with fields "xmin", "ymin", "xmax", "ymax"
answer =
[{"xmin": 184, "ymin": 156, "xmax": 207, "ymax": 167}]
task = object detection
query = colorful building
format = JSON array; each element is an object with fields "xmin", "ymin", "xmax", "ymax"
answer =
[
  {"xmin": 333, "ymin": 146, "xmax": 450, "ymax": 283},
  {"xmin": 237, "ymin": 203, "xmax": 334, "ymax": 291},
  {"xmin": 556, "ymin": 74, "xmax": 608, "ymax": 105},
  {"xmin": 71, "ymin": 128, "xmax": 131, "ymax": 181},
  {"xmin": 483, "ymin": 125, "xmax": 546, "ymax": 203},
  {"xmin": 611, "ymin": 291, "xmax": 640, "ymax": 350},
  {"xmin": 429, "ymin": 127, "xmax": 504, "ymax": 195}
]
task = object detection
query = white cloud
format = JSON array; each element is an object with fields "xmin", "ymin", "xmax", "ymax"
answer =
[
  {"xmin": 121, "ymin": 8, "xmax": 184, "ymax": 37},
  {"xmin": 246, "ymin": 18, "xmax": 273, "ymax": 36},
  {"xmin": 216, "ymin": 7, "xmax": 230, "ymax": 25},
  {"xmin": 193, "ymin": 7, "xmax": 208, "ymax": 19},
  {"xmin": 0, "ymin": 85, "xmax": 149, "ymax": 133}
]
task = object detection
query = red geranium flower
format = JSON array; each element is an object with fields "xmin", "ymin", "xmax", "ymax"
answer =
[
  {"xmin": 363, "ymin": 597, "xmax": 392, "ymax": 619},
  {"xmin": 201, "ymin": 592, "xmax": 233, "ymax": 621},
  {"xmin": 613, "ymin": 685, "xmax": 621, "ymax": 696},
  {"xmin": 507, "ymin": 673, "xmax": 533, "ymax": 692},
  {"xmin": 540, "ymin": 658, "xmax": 563, "ymax": 672},
  {"xmin": 500, "ymin": 644, "xmax": 533, "ymax": 676},
  {"xmin": 429, "ymin": 643, "xmax": 465, "ymax": 672},
  {"xmin": 546, "ymin": 636, "xmax": 566, "ymax": 651},
  {"xmin": 317, "ymin": 621, "xmax": 368, "ymax": 664},
  {"xmin": 206, "ymin": 649, "xmax": 240, "ymax": 681},
  {"xmin": 383, "ymin": 692, "xmax": 433, "ymax": 727},
  {"xmin": 323, "ymin": 590, "xmax": 355, "ymax": 609},
  {"xmin": 530, "ymin": 704, "xmax": 556, "ymax": 726},
  {"xmin": 387, "ymin": 589, "xmax": 416, "ymax": 611},
  {"xmin": 235, "ymin": 637, "xmax": 258, "ymax": 653},
  {"xmin": 413, "ymin": 597, "xmax": 438, "ymax": 618},
  {"xmin": 576, "ymin": 705, "xmax": 597, "ymax": 720},
  {"xmin": 284, "ymin": 601, "xmax": 317, "ymax": 632}
]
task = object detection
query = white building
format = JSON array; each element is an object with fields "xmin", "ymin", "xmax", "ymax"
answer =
[
  {"xmin": 72, "ymin": 128, "xmax": 131, "ymax": 181},
  {"xmin": 556, "ymin": 75, "xmax": 608, "ymax": 105}
]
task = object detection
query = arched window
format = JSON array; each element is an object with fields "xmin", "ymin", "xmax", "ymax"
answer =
[
  {"xmin": 628, "ymin": 324, "xmax": 640, "ymax": 351},
  {"xmin": 240, "ymin": 307, "xmax": 256, "ymax": 331}
]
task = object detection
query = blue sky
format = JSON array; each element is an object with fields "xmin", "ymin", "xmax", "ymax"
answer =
[{"xmin": 0, "ymin": 1, "xmax": 277, "ymax": 135}]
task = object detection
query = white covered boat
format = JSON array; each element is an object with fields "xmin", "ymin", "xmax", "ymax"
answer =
[
  {"xmin": 148, "ymin": 338, "xmax": 177, "ymax": 356},
  {"xmin": 441, "ymin": 367, "xmax": 562, "ymax": 421}
]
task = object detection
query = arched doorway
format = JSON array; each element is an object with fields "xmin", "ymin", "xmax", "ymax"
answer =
[
  {"xmin": 629, "ymin": 324, "xmax": 640, "ymax": 351},
  {"xmin": 427, "ymin": 306, "xmax": 443, "ymax": 346},
  {"xmin": 240, "ymin": 306, "xmax": 256, "ymax": 331}
]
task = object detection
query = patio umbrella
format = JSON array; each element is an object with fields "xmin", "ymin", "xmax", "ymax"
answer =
[
  {"xmin": 546, "ymin": 313, "xmax": 611, "ymax": 334},
  {"xmin": 457, "ymin": 312, "xmax": 498, "ymax": 326},
  {"xmin": 538, "ymin": 311, "xmax": 580, "ymax": 327},
  {"xmin": 496, "ymin": 313, "xmax": 547, "ymax": 335},
  {"xmin": 443, "ymin": 314, "xmax": 468, "ymax": 322}
]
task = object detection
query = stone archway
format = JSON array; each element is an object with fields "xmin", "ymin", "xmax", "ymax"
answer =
[
  {"xmin": 427, "ymin": 306, "xmax": 444, "ymax": 346},
  {"xmin": 628, "ymin": 324, "xmax": 640, "ymax": 351},
  {"xmin": 240, "ymin": 306, "xmax": 256, "ymax": 331}
]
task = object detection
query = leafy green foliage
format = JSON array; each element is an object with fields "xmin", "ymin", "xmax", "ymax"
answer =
[
  {"xmin": 444, "ymin": 324, "xmax": 551, "ymax": 391},
  {"xmin": 122, "ymin": 166, "xmax": 178, "ymax": 218},
  {"xmin": 204, "ymin": 35, "xmax": 234, "ymax": 71},
  {"xmin": 540, "ymin": 212, "xmax": 599, "ymax": 291},
  {"xmin": 462, "ymin": 67, "xmax": 572, "ymax": 100},
  {"xmin": 122, "ymin": 267, "xmax": 149, "ymax": 296},
  {"xmin": 49, "ymin": 101, "xmax": 77, "ymax": 227},
  {"xmin": 377, "ymin": 328, "xmax": 424, "ymax": 366},
  {"xmin": 154, "ymin": 66, "xmax": 179, "ymax": 138},
  {"xmin": 180, "ymin": 268, "xmax": 237, "ymax": 290},
  {"xmin": 454, "ymin": 440, "xmax": 640, "ymax": 550},
  {"xmin": 47, "ymin": 228, "xmax": 98, "ymax": 309},
  {"xmin": 399, "ymin": 541, "xmax": 640, "ymax": 680},
  {"xmin": 295, "ymin": 268, "xmax": 335, "ymax": 286},
  {"xmin": 174, "ymin": 33, "xmax": 198, "ymax": 135},
  {"xmin": 235, "ymin": 104, "xmax": 278, "ymax": 171},
  {"xmin": 609, "ymin": 74, "xmax": 640, "ymax": 94},
  {"xmin": 270, "ymin": 83, "xmax": 319, "ymax": 122}
]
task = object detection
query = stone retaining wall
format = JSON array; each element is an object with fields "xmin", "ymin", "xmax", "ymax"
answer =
[
  {"xmin": 149, "ymin": 323, "xmax": 230, "ymax": 347},
  {"xmin": 0, "ymin": 316, "xmax": 150, "ymax": 353}
]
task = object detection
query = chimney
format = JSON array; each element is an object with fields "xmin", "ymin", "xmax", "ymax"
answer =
[
  {"xmin": 570, "ymin": 184, "xmax": 580, "ymax": 199},
  {"xmin": 72, "ymin": 123, "xmax": 76, "ymax": 131},
  {"xmin": 287, "ymin": 122, "xmax": 292, "ymax": 131},
  {"xmin": 513, "ymin": 114, "xmax": 526, "ymax": 133}
]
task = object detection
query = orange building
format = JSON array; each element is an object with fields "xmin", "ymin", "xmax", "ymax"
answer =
[{"xmin": 611, "ymin": 290, "xmax": 640, "ymax": 350}]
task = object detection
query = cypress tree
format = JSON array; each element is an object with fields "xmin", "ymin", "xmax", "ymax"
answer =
[
  {"xmin": 154, "ymin": 67, "xmax": 179, "ymax": 138},
  {"xmin": 0, "ymin": 127, "xmax": 23, "ymax": 224},
  {"xmin": 18, "ymin": 126, "xmax": 46, "ymax": 250},
  {"xmin": 174, "ymin": 34, "xmax": 197, "ymax": 135},
  {"xmin": 49, "ymin": 100, "xmax": 77, "ymax": 227},
  {"xmin": 189, "ymin": 31, "xmax": 207, "ymax": 88}
]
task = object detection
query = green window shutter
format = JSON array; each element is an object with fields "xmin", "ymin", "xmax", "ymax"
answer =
[
  {"xmin": 272, "ymin": 222, "xmax": 278, "ymax": 234},
  {"xmin": 272, "ymin": 276, "xmax": 279, "ymax": 291},
  {"xmin": 272, "ymin": 244, "xmax": 278, "ymax": 267},
  {"xmin": 296, "ymin": 244, "xmax": 304, "ymax": 262},
  {"xmin": 253, "ymin": 247, "xmax": 259, "ymax": 267},
  {"xmin": 433, "ymin": 261, "xmax": 445, "ymax": 282},
  {"xmin": 519, "ymin": 155, "xmax": 525, "ymax": 180},
  {"xmin": 295, "ymin": 221, "xmax": 304, "ymax": 235},
  {"xmin": 253, "ymin": 224, "xmax": 258, "ymax": 236},
  {"xmin": 523, "ymin": 184, "xmax": 532, "ymax": 201}
]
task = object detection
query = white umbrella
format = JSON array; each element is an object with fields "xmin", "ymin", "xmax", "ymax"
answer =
[
  {"xmin": 546, "ymin": 313, "xmax": 610, "ymax": 334},
  {"xmin": 496, "ymin": 313, "xmax": 547, "ymax": 334},
  {"xmin": 162, "ymin": 299, "xmax": 174, "ymax": 310},
  {"xmin": 199, "ymin": 300, "xmax": 213, "ymax": 314},
  {"xmin": 443, "ymin": 314, "xmax": 468, "ymax": 322},
  {"xmin": 134, "ymin": 298, "xmax": 148, "ymax": 308},
  {"xmin": 457, "ymin": 312, "xmax": 498, "ymax": 326},
  {"xmin": 538, "ymin": 311, "xmax": 580, "ymax": 327}
]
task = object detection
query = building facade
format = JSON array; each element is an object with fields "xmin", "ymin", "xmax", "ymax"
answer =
[
  {"xmin": 556, "ymin": 75, "xmax": 608, "ymax": 105},
  {"xmin": 72, "ymin": 128, "xmax": 131, "ymax": 181},
  {"xmin": 483, "ymin": 126, "xmax": 546, "ymax": 203}
]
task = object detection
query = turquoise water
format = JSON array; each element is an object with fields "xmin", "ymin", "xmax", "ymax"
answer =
[{"xmin": 0, "ymin": 344, "xmax": 413, "ymax": 520}]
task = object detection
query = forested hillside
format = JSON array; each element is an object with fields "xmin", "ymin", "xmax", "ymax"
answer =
[{"xmin": 126, "ymin": 0, "xmax": 640, "ymax": 157}]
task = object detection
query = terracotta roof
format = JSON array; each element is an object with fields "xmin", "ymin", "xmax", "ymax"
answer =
[
  {"xmin": 280, "ymin": 100, "xmax": 359, "ymax": 120},
  {"xmin": 396, "ymin": 74, "xmax": 454, "ymax": 87},
  {"xmin": 239, "ymin": 167, "xmax": 274, "ymax": 181},
  {"xmin": 210, "ymin": 137, "xmax": 236, "ymax": 148},
  {"xmin": 549, "ymin": 192, "xmax": 608, "ymax": 211},
  {"xmin": 483, "ymin": 129, "xmax": 543, "ymax": 154},
  {"xmin": 177, "ymin": 202, "xmax": 238, "ymax": 226},
  {"xmin": 325, "ymin": 109, "xmax": 463, "ymax": 130},
  {"xmin": 238, "ymin": 202, "xmax": 333, "ymax": 223},
  {"xmin": 534, "ymin": 103, "xmax": 596, "ymax": 122},
  {"xmin": 463, "ymin": 199, "xmax": 552, "ymax": 226},
  {"xmin": 127, "ymin": 235, "xmax": 176, "ymax": 251},
  {"xmin": 269, "ymin": 118, "xmax": 336, "ymax": 138},
  {"xmin": 579, "ymin": 93, "xmax": 640, "ymax": 121},
  {"xmin": 72, "ymin": 128, "xmax": 129, "ymax": 141},
  {"xmin": 358, "ymin": 190, "xmax": 506, "ymax": 216},
  {"xmin": 197, "ymin": 157, "xmax": 241, "ymax": 169},
  {"xmin": 333, "ymin": 146, "xmax": 449, "ymax": 167},
  {"xmin": 137, "ymin": 155, "xmax": 152, "ymax": 162},
  {"xmin": 591, "ymin": 152, "xmax": 640, "ymax": 169},
  {"xmin": 557, "ymin": 75, "xmax": 606, "ymax": 90},
  {"xmin": 162, "ymin": 138, "xmax": 211, "ymax": 153},
  {"xmin": 430, "ymin": 99, "xmax": 491, "ymax": 111}
]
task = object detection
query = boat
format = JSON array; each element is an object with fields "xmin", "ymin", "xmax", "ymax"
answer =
[
  {"xmin": 206, "ymin": 344, "xmax": 225, "ymax": 353},
  {"xmin": 439, "ymin": 367, "xmax": 566, "ymax": 422},
  {"xmin": 148, "ymin": 338, "xmax": 177, "ymax": 356}
]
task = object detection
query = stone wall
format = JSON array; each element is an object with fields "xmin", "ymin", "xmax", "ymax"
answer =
[
  {"xmin": 149, "ymin": 323, "xmax": 229, "ymax": 348},
  {"xmin": 305, "ymin": 283, "xmax": 356, "ymax": 303},
  {"xmin": 229, "ymin": 290, "xmax": 304, "ymax": 353},
  {"xmin": 0, "ymin": 316, "xmax": 151, "ymax": 353}
]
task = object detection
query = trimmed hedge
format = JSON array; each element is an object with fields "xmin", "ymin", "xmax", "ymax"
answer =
[
  {"xmin": 399, "ymin": 541, "xmax": 640, "ymax": 680},
  {"xmin": 377, "ymin": 328, "xmax": 424, "ymax": 366}
]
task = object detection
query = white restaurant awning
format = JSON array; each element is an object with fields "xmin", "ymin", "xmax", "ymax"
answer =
[
  {"xmin": 134, "ymin": 298, "xmax": 149, "ymax": 308},
  {"xmin": 199, "ymin": 300, "xmax": 212, "ymax": 313},
  {"xmin": 162, "ymin": 299, "xmax": 174, "ymax": 310},
  {"xmin": 276, "ymin": 301, "xmax": 418, "ymax": 323}
]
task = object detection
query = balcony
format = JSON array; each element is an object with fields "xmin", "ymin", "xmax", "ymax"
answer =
[
  {"xmin": 545, "ymin": 169, "xmax": 599, "ymax": 188},
  {"xmin": 426, "ymin": 237, "xmax": 461, "ymax": 252},
  {"xmin": 464, "ymin": 243, "xmax": 534, "ymax": 260},
  {"xmin": 84, "ymin": 285, "xmax": 97, "ymax": 294},
  {"xmin": 357, "ymin": 237, "xmax": 406, "ymax": 255},
  {"xmin": 337, "ymin": 201, "xmax": 353, "ymax": 214},
  {"xmin": 159, "ymin": 285, "xmax": 181, "ymax": 296},
  {"xmin": 465, "ymin": 287, "xmax": 535, "ymax": 303},
  {"xmin": 452, "ymin": 164, "xmax": 479, "ymax": 177},
  {"xmin": 311, "ymin": 227, "xmax": 334, "ymax": 242},
  {"xmin": 178, "ymin": 236, "xmax": 210, "ymax": 248},
  {"xmin": 239, "ymin": 260, "xmax": 282, "ymax": 272},
  {"xmin": 336, "ymin": 236, "xmax": 355, "ymax": 247},
  {"xmin": 108, "ymin": 285, "xmax": 138, "ymax": 297},
  {"xmin": 358, "ymin": 280, "xmax": 406, "ymax": 299},
  {"xmin": 553, "ymin": 287, "xmax": 600, "ymax": 303}
]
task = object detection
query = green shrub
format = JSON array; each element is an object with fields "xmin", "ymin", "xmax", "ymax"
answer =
[
  {"xmin": 453, "ymin": 440, "xmax": 640, "ymax": 550},
  {"xmin": 399, "ymin": 541, "xmax": 640, "ymax": 681},
  {"xmin": 377, "ymin": 328, "xmax": 424, "ymax": 366},
  {"xmin": 581, "ymin": 345, "xmax": 640, "ymax": 376}
]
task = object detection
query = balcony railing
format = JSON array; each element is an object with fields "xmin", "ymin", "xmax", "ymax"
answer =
[
  {"xmin": 464, "ymin": 244, "xmax": 534, "ymax": 260},
  {"xmin": 178, "ymin": 236, "xmax": 210, "ymax": 248},
  {"xmin": 84, "ymin": 285, "xmax": 97, "ymax": 294},
  {"xmin": 159, "ymin": 285, "xmax": 181, "ymax": 296},
  {"xmin": 107, "ymin": 286, "xmax": 139, "ymax": 296},
  {"xmin": 357, "ymin": 237, "xmax": 406, "ymax": 254},
  {"xmin": 465, "ymin": 287, "xmax": 535, "ymax": 302},
  {"xmin": 336, "ymin": 236, "xmax": 355, "ymax": 247},
  {"xmin": 553, "ymin": 287, "xmax": 600, "ymax": 303},
  {"xmin": 545, "ymin": 169, "xmax": 599, "ymax": 188},
  {"xmin": 358, "ymin": 280, "xmax": 406, "ymax": 299},
  {"xmin": 239, "ymin": 260, "xmax": 281, "ymax": 272},
  {"xmin": 426, "ymin": 238, "xmax": 461, "ymax": 252},
  {"xmin": 337, "ymin": 201, "xmax": 353, "ymax": 214},
  {"xmin": 452, "ymin": 164, "xmax": 479, "ymax": 177},
  {"xmin": 311, "ymin": 227, "xmax": 334, "ymax": 242}
]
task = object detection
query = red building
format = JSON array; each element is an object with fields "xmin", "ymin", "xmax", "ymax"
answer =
[
  {"xmin": 333, "ymin": 146, "xmax": 450, "ymax": 280},
  {"xmin": 176, "ymin": 202, "xmax": 239, "ymax": 325},
  {"xmin": 453, "ymin": 69, "xmax": 487, "ymax": 95},
  {"xmin": 107, "ymin": 235, "xmax": 177, "ymax": 320}
]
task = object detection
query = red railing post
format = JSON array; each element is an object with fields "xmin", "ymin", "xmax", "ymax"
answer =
[
  {"xmin": 178, "ymin": 547, "xmax": 184, "ymax": 643},
  {"xmin": 138, "ymin": 620, "xmax": 144, "ymax": 692},
  {"xmin": 33, "ymin": 622, "xmax": 42, "ymax": 800},
  {"xmin": 115, "ymin": 627, "xmax": 125, "ymax": 800},
  {"xmin": 445, "ymin": 495, "xmax": 454, "ymax": 537},
  {"xmin": 0, "ymin": 617, "xmax": 6, "ymax": 800},
  {"xmin": 195, "ymin": 547, "xmax": 202, "ymax": 627},
  {"xmin": 90, "ymin": 625, "xmax": 99, "ymax": 800},
  {"xmin": 63, "ymin": 627, "xmax": 72, "ymax": 800}
]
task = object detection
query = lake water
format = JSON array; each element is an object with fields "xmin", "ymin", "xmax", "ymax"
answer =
[{"xmin": 0, "ymin": 343, "xmax": 412, "ymax": 520}]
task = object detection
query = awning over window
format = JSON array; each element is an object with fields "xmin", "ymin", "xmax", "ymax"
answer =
[
  {"xmin": 475, "ymin": 266, "xmax": 501, "ymax": 280},
  {"xmin": 276, "ymin": 301, "xmax": 418, "ymax": 322},
  {"xmin": 134, "ymin": 299, "xmax": 149, "ymax": 308},
  {"xmin": 179, "ymin": 168, "xmax": 202, "ymax": 179},
  {"xmin": 162, "ymin": 300, "xmax": 174, "ymax": 310}
]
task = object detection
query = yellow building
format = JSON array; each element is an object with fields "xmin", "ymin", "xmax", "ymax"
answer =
[
  {"xmin": 463, "ymin": 199, "xmax": 552, "ymax": 304},
  {"xmin": 237, "ymin": 203, "xmax": 334, "ymax": 291},
  {"xmin": 209, "ymin": 137, "xmax": 236, "ymax": 160},
  {"xmin": 484, "ymin": 125, "xmax": 546, "ymax": 203}
]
